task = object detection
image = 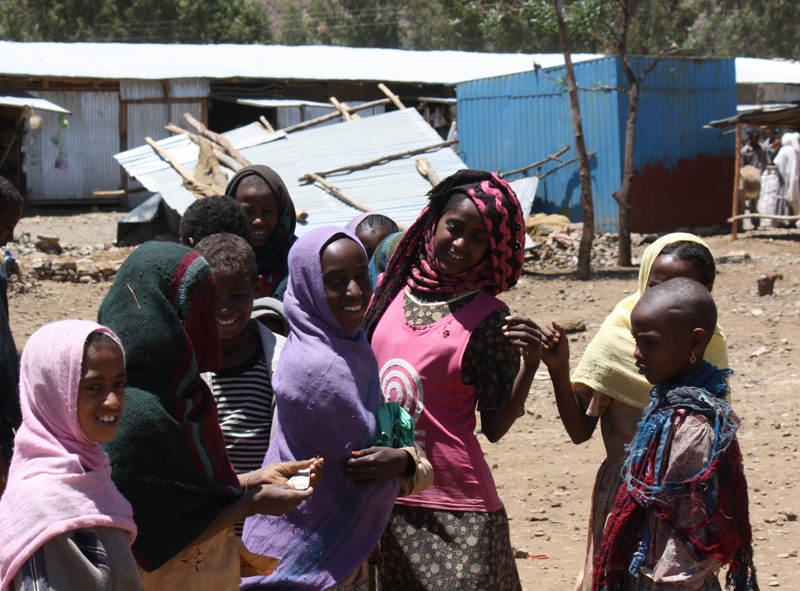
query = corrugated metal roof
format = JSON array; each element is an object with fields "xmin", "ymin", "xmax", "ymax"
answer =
[
  {"xmin": 0, "ymin": 42, "xmax": 601, "ymax": 84},
  {"xmin": 735, "ymin": 58, "xmax": 800, "ymax": 84},
  {"xmin": 0, "ymin": 90, "xmax": 69, "ymax": 113},
  {"xmin": 115, "ymin": 108, "xmax": 468, "ymax": 234}
]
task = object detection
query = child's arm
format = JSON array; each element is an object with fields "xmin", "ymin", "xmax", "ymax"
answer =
[
  {"xmin": 192, "ymin": 458, "xmax": 323, "ymax": 548},
  {"xmin": 480, "ymin": 315, "xmax": 542, "ymax": 443},
  {"xmin": 541, "ymin": 321, "xmax": 599, "ymax": 444}
]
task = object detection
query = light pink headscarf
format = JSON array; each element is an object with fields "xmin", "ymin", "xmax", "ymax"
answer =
[{"xmin": 0, "ymin": 320, "xmax": 136, "ymax": 590}]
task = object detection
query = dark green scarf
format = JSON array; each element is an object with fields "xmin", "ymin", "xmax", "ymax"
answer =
[{"xmin": 100, "ymin": 242, "xmax": 240, "ymax": 571}]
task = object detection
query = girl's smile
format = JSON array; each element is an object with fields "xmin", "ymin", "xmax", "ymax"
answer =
[{"xmin": 321, "ymin": 237, "xmax": 372, "ymax": 332}]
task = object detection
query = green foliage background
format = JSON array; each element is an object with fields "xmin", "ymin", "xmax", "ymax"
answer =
[{"xmin": 0, "ymin": 0, "xmax": 797, "ymax": 59}]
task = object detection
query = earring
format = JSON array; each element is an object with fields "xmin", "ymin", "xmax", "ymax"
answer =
[{"xmin": 690, "ymin": 352, "xmax": 697, "ymax": 364}]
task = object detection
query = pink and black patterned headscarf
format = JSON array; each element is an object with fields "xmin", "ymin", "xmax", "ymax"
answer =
[{"xmin": 364, "ymin": 169, "xmax": 525, "ymax": 340}]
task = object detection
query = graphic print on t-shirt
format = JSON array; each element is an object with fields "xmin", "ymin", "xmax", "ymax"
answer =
[{"xmin": 379, "ymin": 358, "xmax": 426, "ymax": 446}]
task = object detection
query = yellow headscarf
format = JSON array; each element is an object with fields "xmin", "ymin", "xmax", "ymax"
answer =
[{"xmin": 570, "ymin": 233, "xmax": 728, "ymax": 410}]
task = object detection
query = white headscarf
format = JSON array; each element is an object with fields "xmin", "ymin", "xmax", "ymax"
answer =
[{"xmin": 775, "ymin": 133, "xmax": 800, "ymax": 211}]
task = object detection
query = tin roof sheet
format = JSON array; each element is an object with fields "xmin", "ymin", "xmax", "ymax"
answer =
[
  {"xmin": 735, "ymin": 58, "xmax": 800, "ymax": 85},
  {"xmin": 115, "ymin": 108, "xmax": 468, "ymax": 234},
  {"xmin": 0, "ymin": 89, "xmax": 70, "ymax": 113},
  {"xmin": 1, "ymin": 41, "xmax": 601, "ymax": 84}
]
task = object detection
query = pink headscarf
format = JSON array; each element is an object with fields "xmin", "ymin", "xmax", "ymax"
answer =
[{"xmin": 0, "ymin": 320, "xmax": 136, "ymax": 590}]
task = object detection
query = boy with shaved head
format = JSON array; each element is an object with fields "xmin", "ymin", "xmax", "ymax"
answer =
[{"xmin": 593, "ymin": 278, "xmax": 757, "ymax": 591}]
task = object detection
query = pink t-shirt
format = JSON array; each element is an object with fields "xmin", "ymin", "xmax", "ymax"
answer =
[{"xmin": 371, "ymin": 289, "xmax": 505, "ymax": 512}]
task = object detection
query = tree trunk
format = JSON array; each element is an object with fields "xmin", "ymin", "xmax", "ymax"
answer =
[
  {"xmin": 555, "ymin": 0, "xmax": 594, "ymax": 280},
  {"xmin": 615, "ymin": 78, "xmax": 640, "ymax": 267}
]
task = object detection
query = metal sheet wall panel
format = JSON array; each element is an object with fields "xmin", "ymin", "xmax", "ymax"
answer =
[
  {"xmin": 25, "ymin": 91, "xmax": 120, "ymax": 201},
  {"xmin": 120, "ymin": 80, "xmax": 164, "ymax": 100},
  {"xmin": 457, "ymin": 56, "xmax": 736, "ymax": 232},
  {"xmin": 457, "ymin": 57, "xmax": 623, "ymax": 232},
  {"xmin": 169, "ymin": 78, "xmax": 210, "ymax": 99}
]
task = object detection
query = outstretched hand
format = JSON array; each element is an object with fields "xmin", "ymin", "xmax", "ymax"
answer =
[
  {"xmin": 503, "ymin": 314, "xmax": 543, "ymax": 369},
  {"xmin": 249, "ymin": 457, "xmax": 324, "ymax": 489}
]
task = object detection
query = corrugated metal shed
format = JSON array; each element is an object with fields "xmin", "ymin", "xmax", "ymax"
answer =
[
  {"xmin": 24, "ymin": 91, "xmax": 120, "ymax": 203},
  {"xmin": 0, "ymin": 42, "xmax": 601, "ymax": 85},
  {"xmin": 115, "ymin": 108, "xmax": 468, "ymax": 236},
  {"xmin": 457, "ymin": 56, "xmax": 737, "ymax": 233}
]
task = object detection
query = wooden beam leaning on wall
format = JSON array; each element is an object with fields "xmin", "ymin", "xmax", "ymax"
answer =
[
  {"xmin": 183, "ymin": 113, "xmax": 251, "ymax": 168},
  {"xmin": 165, "ymin": 123, "xmax": 242, "ymax": 172},
  {"xmin": 145, "ymin": 137, "xmax": 218, "ymax": 198}
]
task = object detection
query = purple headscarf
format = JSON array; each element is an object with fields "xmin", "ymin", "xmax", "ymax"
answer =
[{"xmin": 241, "ymin": 226, "xmax": 399, "ymax": 590}]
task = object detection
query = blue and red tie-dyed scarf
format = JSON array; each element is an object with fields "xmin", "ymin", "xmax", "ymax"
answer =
[{"xmin": 593, "ymin": 362, "xmax": 758, "ymax": 591}]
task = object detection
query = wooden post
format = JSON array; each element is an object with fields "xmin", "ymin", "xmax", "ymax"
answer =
[
  {"xmin": 183, "ymin": 113, "xmax": 251, "ymax": 168},
  {"xmin": 298, "ymin": 140, "xmax": 455, "ymax": 182},
  {"xmin": 732, "ymin": 123, "xmax": 742, "ymax": 240},
  {"xmin": 329, "ymin": 97, "xmax": 352, "ymax": 121},
  {"xmin": 378, "ymin": 83, "xmax": 405, "ymax": 110},
  {"xmin": 145, "ymin": 136, "xmax": 201, "ymax": 186},
  {"xmin": 415, "ymin": 157, "xmax": 440, "ymax": 187},
  {"xmin": 280, "ymin": 99, "xmax": 391, "ymax": 133},
  {"xmin": 259, "ymin": 116, "xmax": 275, "ymax": 133},
  {"xmin": 164, "ymin": 124, "xmax": 241, "ymax": 172},
  {"xmin": 306, "ymin": 173, "xmax": 373, "ymax": 212}
]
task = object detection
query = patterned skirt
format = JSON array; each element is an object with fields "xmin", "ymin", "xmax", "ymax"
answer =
[
  {"xmin": 379, "ymin": 505, "xmax": 522, "ymax": 591},
  {"xmin": 619, "ymin": 572, "xmax": 722, "ymax": 591}
]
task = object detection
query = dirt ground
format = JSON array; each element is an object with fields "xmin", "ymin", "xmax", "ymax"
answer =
[{"xmin": 7, "ymin": 209, "xmax": 800, "ymax": 590}]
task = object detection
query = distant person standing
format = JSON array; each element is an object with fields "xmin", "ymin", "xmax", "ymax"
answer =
[
  {"xmin": 740, "ymin": 130, "xmax": 768, "ymax": 171},
  {"xmin": 775, "ymin": 132, "xmax": 800, "ymax": 215}
]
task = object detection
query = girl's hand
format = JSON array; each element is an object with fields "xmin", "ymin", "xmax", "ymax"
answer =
[
  {"xmin": 541, "ymin": 321, "xmax": 570, "ymax": 373},
  {"xmin": 503, "ymin": 315, "xmax": 543, "ymax": 369},
  {"xmin": 247, "ymin": 483, "xmax": 315, "ymax": 516},
  {"xmin": 343, "ymin": 447, "xmax": 407, "ymax": 488},
  {"xmin": 247, "ymin": 458, "xmax": 324, "ymax": 489}
]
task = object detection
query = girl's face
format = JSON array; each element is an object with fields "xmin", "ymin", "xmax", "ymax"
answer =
[
  {"xmin": 646, "ymin": 254, "xmax": 704, "ymax": 291},
  {"xmin": 321, "ymin": 238, "xmax": 372, "ymax": 332},
  {"xmin": 78, "ymin": 342, "xmax": 127, "ymax": 443},
  {"xmin": 235, "ymin": 185, "xmax": 280, "ymax": 249},
  {"xmin": 433, "ymin": 198, "xmax": 489, "ymax": 276}
]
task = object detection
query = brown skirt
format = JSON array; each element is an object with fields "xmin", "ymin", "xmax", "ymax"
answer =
[{"xmin": 379, "ymin": 505, "xmax": 522, "ymax": 591}]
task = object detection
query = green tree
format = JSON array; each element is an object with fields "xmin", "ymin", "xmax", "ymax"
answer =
[
  {"xmin": 0, "ymin": 0, "xmax": 272, "ymax": 43},
  {"xmin": 279, "ymin": 1, "xmax": 310, "ymax": 45}
]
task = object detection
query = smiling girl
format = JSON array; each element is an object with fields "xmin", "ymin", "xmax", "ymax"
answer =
[
  {"xmin": 242, "ymin": 227, "xmax": 429, "ymax": 590},
  {"xmin": 363, "ymin": 170, "xmax": 542, "ymax": 591},
  {"xmin": 225, "ymin": 165, "xmax": 299, "ymax": 300},
  {"xmin": 0, "ymin": 320, "xmax": 141, "ymax": 591}
]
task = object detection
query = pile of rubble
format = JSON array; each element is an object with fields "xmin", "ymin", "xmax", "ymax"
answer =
[
  {"xmin": 12, "ymin": 232, "xmax": 128, "ymax": 284},
  {"xmin": 523, "ymin": 215, "xmax": 724, "ymax": 271}
]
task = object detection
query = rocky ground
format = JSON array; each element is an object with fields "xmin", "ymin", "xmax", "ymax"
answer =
[{"xmin": 6, "ymin": 208, "xmax": 799, "ymax": 590}]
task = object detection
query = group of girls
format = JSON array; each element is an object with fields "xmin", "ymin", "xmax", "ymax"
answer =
[
  {"xmin": 0, "ymin": 166, "xmax": 541, "ymax": 591},
  {"xmin": 0, "ymin": 161, "xmax": 755, "ymax": 591}
]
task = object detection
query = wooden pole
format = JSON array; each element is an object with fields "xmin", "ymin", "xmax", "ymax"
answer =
[
  {"xmin": 378, "ymin": 83, "xmax": 405, "ymax": 110},
  {"xmin": 145, "ymin": 137, "xmax": 202, "ymax": 187},
  {"xmin": 280, "ymin": 99, "xmax": 391, "ymax": 133},
  {"xmin": 165, "ymin": 124, "xmax": 241, "ymax": 172},
  {"xmin": 329, "ymin": 97, "xmax": 352, "ymax": 121},
  {"xmin": 306, "ymin": 173, "xmax": 373, "ymax": 212},
  {"xmin": 415, "ymin": 157, "xmax": 440, "ymax": 187},
  {"xmin": 500, "ymin": 145, "xmax": 571, "ymax": 178},
  {"xmin": 183, "ymin": 113, "xmax": 251, "ymax": 168},
  {"xmin": 259, "ymin": 116, "xmax": 275, "ymax": 133},
  {"xmin": 731, "ymin": 123, "xmax": 742, "ymax": 240},
  {"xmin": 298, "ymin": 140, "xmax": 455, "ymax": 183},
  {"xmin": 727, "ymin": 213, "xmax": 800, "ymax": 222}
]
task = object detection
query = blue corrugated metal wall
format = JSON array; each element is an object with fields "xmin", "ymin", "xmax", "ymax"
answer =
[{"xmin": 457, "ymin": 56, "xmax": 736, "ymax": 233}]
